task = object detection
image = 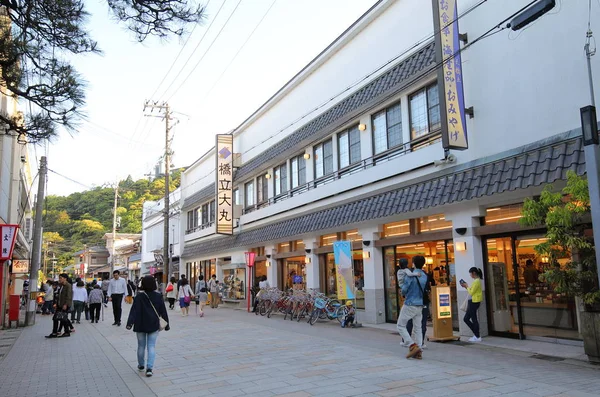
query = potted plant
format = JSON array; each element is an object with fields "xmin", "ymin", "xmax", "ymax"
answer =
[{"xmin": 519, "ymin": 171, "xmax": 600, "ymax": 363}]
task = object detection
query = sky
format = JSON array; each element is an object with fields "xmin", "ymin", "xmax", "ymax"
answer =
[{"xmin": 35, "ymin": 0, "xmax": 375, "ymax": 196}]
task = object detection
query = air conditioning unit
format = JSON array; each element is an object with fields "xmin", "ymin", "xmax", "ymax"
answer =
[{"xmin": 233, "ymin": 205, "xmax": 243, "ymax": 219}]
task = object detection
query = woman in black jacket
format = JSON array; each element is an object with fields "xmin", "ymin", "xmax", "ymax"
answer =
[{"xmin": 126, "ymin": 276, "xmax": 170, "ymax": 377}]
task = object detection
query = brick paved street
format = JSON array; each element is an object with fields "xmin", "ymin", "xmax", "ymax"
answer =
[{"xmin": 1, "ymin": 304, "xmax": 599, "ymax": 397}]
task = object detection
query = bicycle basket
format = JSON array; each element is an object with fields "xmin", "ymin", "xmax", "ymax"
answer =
[{"xmin": 314, "ymin": 298, "xmax": 326, "ymax": 309}]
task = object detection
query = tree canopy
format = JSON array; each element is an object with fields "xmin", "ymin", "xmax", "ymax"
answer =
[{"xmin": 0, "ymin": 0, "xmax": 205, "ymax": 142}]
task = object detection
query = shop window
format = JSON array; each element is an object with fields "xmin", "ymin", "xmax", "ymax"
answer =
[
  {"xmin": 290, "ymin": 155, "xmax": 306, "ymax": 189},
  {"xmin": 323, "ymin": 252, "xmax": 365, "ymax": 309},
  {"xmin": 277, "ymin": 242, "xmax": 291, "ymax": 253},
  {"xmin": 342, "ymin": 229, "xmax": 362, "ymax": 242},
  {"xmin": 338, "ymin": 125, "xmax": 361, "ymax": 168},
  {"xmin": 244, "ymin": 180, "xmax": 254, "ymax": 209},
  {"xmin": 418, "ymin": 214, "xmax": 451, "ymax": 232},
  {"xmin": 383, "ymin": 220, "xmax": 410, "ymax": 237},
  {"xmin": 222, "ymin": 268, "xmax": 246, "ymax": 300},
  {"xmin": 320, "ymin": 233, "xmax": 337, "ymax": 246},
  {"xmin": 410, "ymin": 83, "xmax": 441, "ymax": 141},
  {"xmin": 314, "ymin": 139, "xmax": 333, "ymax": 179},
  {"xmin": 485, "ymin": 203, "xmax": 524, "ymax": 224},
  {"xmin": 186, "ymin": 207, "xmax": 199, "ymax": 233},
  {"xmin": 250, "ymin": 246, "xmax": 265, "ymax": 257},
  {"xmin": 274, "ymin": 162, "xmax": 288, "ymax": 196},
  {"xmin": 256, "ymin": 174, "xmax": 269, "ymax": 204},
  {"xmin": 373, "ymin": 102, "xmax": 402, "ymax": 154}
]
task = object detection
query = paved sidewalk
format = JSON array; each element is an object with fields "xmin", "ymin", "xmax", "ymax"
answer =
[{"xmin": 0, "ymin": 304, "xmax": 599, "ymax": 397}]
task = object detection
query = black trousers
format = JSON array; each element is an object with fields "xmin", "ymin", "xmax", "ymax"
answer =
[
  {"xmin": 168, "ymin": 298, "xmax": 175, "ymax": 309},
  {"xmin": 89, "ymin": 303, "xmax": 101, "ymax": 321},
  {"xmin": 52, "ymin": 308, "xmax": 70, "ymax": 334},
  {"xmin": 111, "ymin": 294, "xmax": 124, "ymax": 323},
  {"xmin": 464, "ymin": 300, "xmax": 481, "ymax": 338}
]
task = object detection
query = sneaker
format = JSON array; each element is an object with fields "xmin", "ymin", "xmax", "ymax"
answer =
[
  {"xmin": 400, "ymin": 341, "xmax": 411, "ymax": 348},
  {"xmin": 414, "ymin": 351, "xmax": 423, "ymax": 360},
  {"xmin": 406, "ymin": 343, "xmax": 422, "ymax": 359},
  {"xmin": 137, "ymin": 365, "xmax": 145, "ymax": 372},
  {"xmin": 468, "ymin": 336, "xmax": 482, "ymax": 342},
  {"xmin": 421, "ymin": 344, "xmax": 427, "ymax": 349},
  {"xmin": 146, "ymin": 369, "xmax": 153, "ymax": 377}
]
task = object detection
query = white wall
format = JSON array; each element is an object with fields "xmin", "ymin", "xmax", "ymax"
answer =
[{"xmin": 458, "ymin": 0, "xmax": 599, "ymax": 162}]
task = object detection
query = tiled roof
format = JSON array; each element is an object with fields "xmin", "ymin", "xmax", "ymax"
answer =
[
  {"xmin": 182, "ymin": 42, "xmax": 436, "ymax": 212},
  {"xmin": 234, "ymin": 42, "xmax": 436, "ymax": 181},
  {"xmin": 182, "ymin": 136, "xmax": 585, "ymax": 259},
  {"xmin": 182, "ymin": 183, "xmax": 215, "ymax": 210}
]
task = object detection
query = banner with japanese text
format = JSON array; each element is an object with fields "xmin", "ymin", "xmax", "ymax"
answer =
[
  {"xmin": 1, "ymin": 224, "xmax": 18, "ymax": 260},
  {"xmin": 433, "ymin": 0, "xmax": 469, "ymax": 150},
  {"xmin": 333, "ymin": 241, "xmax": 355, "ymax": 300},
  {"xmin": 216, "ymin": 134, "xmax": 234, "ymax": 235}
]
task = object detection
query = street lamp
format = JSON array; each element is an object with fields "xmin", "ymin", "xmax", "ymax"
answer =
[{"xmin": 581, "ymin": 106, "xmax": 599, "ymax": 145}]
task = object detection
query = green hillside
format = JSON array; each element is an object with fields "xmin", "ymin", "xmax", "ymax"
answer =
[{"xmin": 42, "ymin": 170, "xmax": 182, "ymax": 272}]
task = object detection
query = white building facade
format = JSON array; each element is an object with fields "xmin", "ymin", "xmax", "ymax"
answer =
[
  {"xmin": 180, "ymin": 0, "xmax": 599, "ymax": 342},
  {"xmin": 141, "ymin": 189, "xmax": 181, "ymax": 281}
]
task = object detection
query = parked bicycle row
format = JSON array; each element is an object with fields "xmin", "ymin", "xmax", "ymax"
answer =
[{"xmin": 253, "ymin": 288, "xmax": 356, "ymax": 327}]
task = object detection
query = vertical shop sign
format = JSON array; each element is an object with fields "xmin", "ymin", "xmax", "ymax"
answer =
[
  {"xmin": 333, "ymin": 241, "xmax": 355, "ymax": 300},
  {"xmin": 216, "ymin": 134, "xmax": 234, "ymax": 235},
  {"xmin": 433, "ymin": 0, "xmax": 469, "ymax": 150},
  {"xmin": 1, "ymin": 225, "xmax": 18, "ymax": 260},
  {"xmin": 436, "ymin": 286, "xmax": 452, "ymax": 319}
]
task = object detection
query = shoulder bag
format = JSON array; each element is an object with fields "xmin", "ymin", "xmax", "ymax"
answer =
[
  {"xmin": 415, "ymin": 273, "xmax": 430, "ymax": 306},
  {"xmin": 142, "ymin": 292, "xmax": 168, "ymax": 331},
  {"xmin": 183, "ymin": 286, "xmax": 192, "ymax": 304}
]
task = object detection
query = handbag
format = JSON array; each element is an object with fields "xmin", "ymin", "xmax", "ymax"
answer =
[
  {"xmin": 183, "ymin": 286, "xmax": 192, "ymax": 304},
  {"xmin": 460, "ymin": 298, "xmax": 469, "ymax": 312},
  {"xmin": 142, "ymin": 292, "xmax": 168, "ymax": 331},
  {"xmin": 166, "ymin": 284, "xmax": 173, "ymax": 293}
]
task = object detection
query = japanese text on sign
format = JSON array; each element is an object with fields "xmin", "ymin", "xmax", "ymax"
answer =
[
  {"xmin": 216, "ymin": 134, "xmax": 234, "ymax": 235},
  {"xmin": 1, "ymin": 225, "xmax": 18, "ymax": 260},
  {"xmin": 435, "ymin": 0, "xmax": 468, "ymax": 150}
]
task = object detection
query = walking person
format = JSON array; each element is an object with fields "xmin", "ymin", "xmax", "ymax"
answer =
[
  {"xmin": 253, "ymin": 276, "xmax": 270, "ymax": 313},
  {"xmin": 166, "ymin": 277, "xmax": 177, "ymax": 310},
  {"xmin": 396, "ymin": 256, "xmax": 428, "ymax": 359},
  {"xmin": 208, "ymin": 275, "xmax": 219, "ymax": 309},
  {"xmin": 41, "ymin": 280, "xmax": 54, "ymax": 315},
  {"xmin": 126, "ymin": 276, "xmax": 170, "ymax": 377},
  {"xmin": 101, "ymin": 274, "xmax": 110, "ymax": 306},
  {"xmin": 72, "ymin": 280, "xmax": 88, "ymax": 324},
  {"xmin": 108, "ymin": 270, "xmax": 128, "ymax": 326},
  {"xmin": 177, "ymin": 278, "xmax": 194, "ymax": 317},
  {"xmin": 460, "ymin": 267, "xmax": 484, "ymax": 342},
  {"xmin": 406, "ymin": 270, "xmax": 435, "ymax": 348},
  {"xmin": 195, "ymin": 275, "xmax": 208, "ymax": 317},
  {"xmin": 45, "ymin": 274, "xmax": 73, "ymax": 339},
  {"xmin": 88, "ymin": 284, "xmax": 103, "ymax": 323}
]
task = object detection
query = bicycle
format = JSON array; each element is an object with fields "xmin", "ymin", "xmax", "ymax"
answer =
[{"xmin": 308, "ymin": 296, "xmax": 347, "ymax": 325}]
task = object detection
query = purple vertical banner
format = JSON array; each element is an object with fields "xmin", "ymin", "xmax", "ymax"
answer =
[{"xmin": 433, "ymin": 0, "xmax": 469, "ymax": 150}]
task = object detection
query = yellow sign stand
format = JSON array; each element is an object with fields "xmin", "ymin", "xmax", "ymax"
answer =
[{"xmin": 430, "ymin": 285, "xmax": 459, "ymax": 342}]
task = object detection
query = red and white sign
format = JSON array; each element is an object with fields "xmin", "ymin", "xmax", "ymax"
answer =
[
  {"xmin": 244, "ymin": 252, "xmax": 256, "ymax": 267},
  {"xmin": 1, "ymin": 224, "xmax": 19, "ymax": 260}
]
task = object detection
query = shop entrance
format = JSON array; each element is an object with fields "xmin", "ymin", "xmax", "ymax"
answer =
[
  {"xmin": 278, "ymin": 258, "xmax": 306, "ymax": 291},
  {"xmin": 321, "ymin": 252, "xmax": 364, "ymax": 309},
  {"xmin": 484, "ymin": 235, "xmax": 580, "ymax": 340},
  {"xmin": 383, "ymin": 240, "xmax": 456, "ymax": 325}
]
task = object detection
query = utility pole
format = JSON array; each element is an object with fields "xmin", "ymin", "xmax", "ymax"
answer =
[
  {"xmin": 26, "ymin": 156, "xmax": 47, "ymax": 326},
  {"xmin": 111, "ymin": 182, "xmax": 119, "ymax": 275},
  {"xmin": 144, "ymin": 101, "xmax": 173, "ymax": 286}
]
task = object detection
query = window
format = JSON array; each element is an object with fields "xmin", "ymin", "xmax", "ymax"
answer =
[
  {"xmin": 373, "ymin": 102, "xmax": 402, "ymax": 154},
  {"xmin": 383, "ymin": 221, "xmax": 410, "ymax": 237},
  {"xmin": 290, "ymin": 155, "xmax": 306, "ymax": 189},
  {"xmin": 209, "ymin": 200, "xmax": 215, "ymax": 223},
  {"xmin": 244, "ymin": 181, "xmax": 254, "ymax": 208},
  {"xmin": 338, "ymin": 126, "xmax": 361, "ymax": 168},
  {"xmin": 257, "ymin": 174, "xmax": 269, "ymax": 203},
  {"xmin": 418, "ymin": 214, "xmax": 451, "ymax": 232},
  {"xmin": 274, "ymin": 162, "xmax": 288, "ymax": 196},
  {"xmin": 485, "ymin": 203, "xmax": 524, "ymax": 224},
  {"xmin": 201, "ymin": 202, "xmax": 209, "ymax": 226},
  {"xmin": 314, "ymin": 139, "xmax": 333, "ymax": 179},
  {"xmin": 410, "ymin": 83, "xmax": 440, "ymax": 140},
  {"xmin": 233, "ymin": 188, "xmax": 239, "ymax": 205},
  {"xmin": 186, "ymin": 207, "xmax": 199, "ymax": 232}
]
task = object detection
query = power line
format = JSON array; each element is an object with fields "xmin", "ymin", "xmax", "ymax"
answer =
[
  {"xmin": 144, "ymin": 0, "xmax": 520, "ymax": 217},
  {"xmin": 165, "ymin": 0, "xmax": 243, "ymax": 102},
  {"xmin": 47, "ymin": 169, "xmax": 93, "ymax": 190},
  {"xmin": 200, "ymin": 0, "xmax": 278, "ymax": 101},
  {"xmin": 158, "ymin": 0, "xmax": 230, "ymax": 101},
  {"xmin": 149, "ymin": 0, "xmax": 212, "ymax": 99}
]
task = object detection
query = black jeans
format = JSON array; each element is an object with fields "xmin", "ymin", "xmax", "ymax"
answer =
[
  {"xmin": 89, "ymin": 303, "xmax": 101, "ymax": 321},
  {"xmin": 111, "ymin": 294, "xmax": 124, "ymax": 323},
  {"xmin": 463, "ymin": 300, "xmax": 481, "ymax": 338},
  {"xmin": 168, "ymin": 298, "xmax": 175, "ymax": 309},
  {"xmin": 407, "ymin": 305, "xmax": 429, "ymax": 342}
]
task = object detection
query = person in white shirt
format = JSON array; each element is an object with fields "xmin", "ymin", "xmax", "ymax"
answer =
[
  {"xmin": 72, "ymin": 281, "xmax": 88, "ymax": 324},
  {"xmin": 107, "ymin": 270, "xmax": 128, "ymax": 326}
]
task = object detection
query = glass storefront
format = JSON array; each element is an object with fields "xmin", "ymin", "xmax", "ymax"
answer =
[
  {"xmin": 485, "ymin": 235, "xmax": 580, "ymax": 340},
  {"xmin": 383, "ymin": 240, "xmax": 456, "ymax": 324},
  {"xmin": 222, "ymin": 267, "xmax": 246, "ymax": 300},
  {"xmin": 321, "ymin": 252, "xmax": 365, "ymax": 309},
  {"xmin": 279, "ymin": 258, "xmax": 306, "ymax": 291},
  {"xmin": 254, "ymin": 261, "xmax": 267, "ymax": 287}
]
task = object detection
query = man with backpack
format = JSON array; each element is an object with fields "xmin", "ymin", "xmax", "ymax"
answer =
[{"xmin": 396, "ymin": 255, "xmax": 428, "ymax": 359}]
